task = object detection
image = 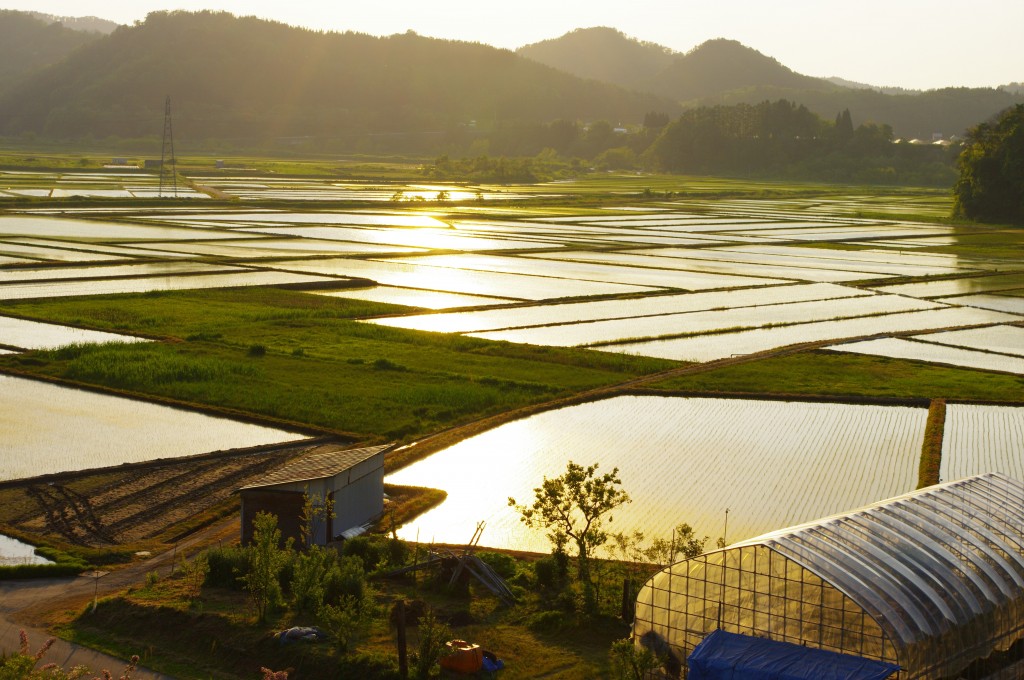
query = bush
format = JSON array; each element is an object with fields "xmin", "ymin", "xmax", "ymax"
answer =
[
  {"xmin": 533, "ymin": 550, "xmax": 569, "ymax": 590},
  {"xmin": 478, "ymin": 551, "xmax": 517, "ymax": 579},
  {"xmin": 248, "ymin": 344, "xmax": 267, "ymax": 357},
  {"xmin": 413, "ymin": 609, "xmax": 451, "ymax": 680},
  {"xmin": 333, "ymin": 554, "xmax": 367, "ymax": 603},
  {"xmin": 526, "ymin": 609, "xmax": 568, "ymax": 633},
  {"xmin": 205, "ymin": 545, "xmax": 249, "ymax": 590},
  {"xmin": 342, "ymin": 535, "xmax": 387, "ymax": 571},
  {"xmin": 372, "ymin": 358, "xmax": 406, "ymax": 371}
]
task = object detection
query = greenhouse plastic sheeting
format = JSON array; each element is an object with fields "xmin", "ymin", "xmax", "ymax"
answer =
[
  {"xmin": 688, "ymin": 630, "xmax": 900, "ymax": 680},
  {"xmin": 633, "ymin": 473, "xmax": 1024, "ymax": 679}
]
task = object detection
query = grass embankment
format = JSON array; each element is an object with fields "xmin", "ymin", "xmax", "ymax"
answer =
[
  {"xmin": 918, "ymin": 399, "xmax": 946, "ymax": 488},
  {"xmin": 0, "ymin": 287, "xmax": 675, "ymax": 444},
  {"xmin": 650, "ymin": 351, "xmax": 1024, "ymax": 403}
]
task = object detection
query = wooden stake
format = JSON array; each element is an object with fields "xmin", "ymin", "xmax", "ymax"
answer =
[{"xmin": 396, "ymin": 599, "xmax": 408, "ymax": 679}]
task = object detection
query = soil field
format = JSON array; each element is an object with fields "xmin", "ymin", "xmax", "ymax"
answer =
[{"xmin": 0, "ymin": 438, "xmax": 338, "ymax": 550}]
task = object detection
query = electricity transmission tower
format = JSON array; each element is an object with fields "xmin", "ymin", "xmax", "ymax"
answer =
[{"xmin": 159, "ymin": 96, "xmax": 177, "ymax": 198}]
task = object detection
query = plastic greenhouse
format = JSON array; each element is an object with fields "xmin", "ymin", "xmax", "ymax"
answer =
[{"xmin": 632, "ymin": 473, "xmax": 1024, "ymax": 679}]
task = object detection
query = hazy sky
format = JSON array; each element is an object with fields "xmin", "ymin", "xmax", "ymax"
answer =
[{"xmin": 8, "ymin": 0, "xmax": 1023, "ymax": 90}]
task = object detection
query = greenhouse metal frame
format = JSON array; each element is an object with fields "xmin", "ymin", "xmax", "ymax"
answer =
[{"xmin": 633, "ymin": 473, "xmax": 1024, "ymax": 679}]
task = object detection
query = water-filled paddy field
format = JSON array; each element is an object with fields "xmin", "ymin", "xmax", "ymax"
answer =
[
  {"xmin": 941, "ymin": 405, "xmax": 1024, "ymax": 481},
  {"xmin": 0, "ymin": 534, "xmax": 52, "ymax": 565},
  {"xmin": 386, "ymin": 396, "xmax": 927, "ymax": 551},
  {"xmin": 1, "ymin": 185, "xmax": 1022, "ymax": 546},
  {"xmin": 0, "ymin": 374, "xmax": 305, "ymax": 481}
]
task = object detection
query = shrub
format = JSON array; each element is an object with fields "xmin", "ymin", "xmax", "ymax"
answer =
[
  {"xmin": 204, "ymin": 545, "xmax": 248, "ymax": 590},
  {"xmin": 526, "ymin": 609, "xmax": 568, "ymax": 633},
  {"xmin": 412, "ymin": 609, "xmax": 451, "ymax": 680},
  {"xmin": 342, "ymin": 535, "xmax": 386, "ymax": 571},
  {"xmin": 372, "ymin": 358, "xmax": 406, "ymax": 371},
  {"xmin": 290, "ymin": 545, "xmax": 334, "ymax": 614},
  {"xmin": 241, "ymin": 512, "xmax": 292, "ymax": 622},
  {"xmin": 478, "ymin": 551, "xmax": 517, "ymax": 579},
  {"xmin": 609, "ymin": 637, "xmax": 664, "ymax": 680},
  {"xmin": 248, "ymin": 344, "xmax": 267, "ymax": 357}
]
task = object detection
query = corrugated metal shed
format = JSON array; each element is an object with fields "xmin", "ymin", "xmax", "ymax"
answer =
[
  {"xmin": 239, "ymin": 442, "xmax": 395, "ymax": 546},
  {"xmin": 240, "ymin": 442, "xmax": 394, "ymax": 490}
]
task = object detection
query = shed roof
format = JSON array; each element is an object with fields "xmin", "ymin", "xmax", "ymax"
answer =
[{"xmin": 240, "ymin": 442, "xmax": 394, "ymax": 491}]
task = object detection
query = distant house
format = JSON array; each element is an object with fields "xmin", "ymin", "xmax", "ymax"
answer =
[
  {"xmin": 239, "ymin": 442, "xmax": 394, "ymax": 547},
  {"xmin": 143, "ymin": 159, "xmax": 163, "ymax": 169}
]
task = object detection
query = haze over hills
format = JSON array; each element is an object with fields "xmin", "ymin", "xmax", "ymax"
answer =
[
  {"xmin": 517, "ymin": 27, "xmax": 1024, "ymax": 139},
  {"xmin": 0, "ymin": 10, "xmax": 105, "ymax": 92},
  {"xmin": 28, "ymin": 12, "xmax": 120, "ymax": 34},
  {"xmin": 0, "ymin": 10, "xmax": 1019, "ymax": 147},
  {"xmin": 0, "ymin": 11, "xmax": 676, "ymax": 144}
]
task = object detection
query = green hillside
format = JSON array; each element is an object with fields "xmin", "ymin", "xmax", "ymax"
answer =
[
  {"xmin": 0, "ymin": 10, "xmax": 103, "ymax": 92},
  {"xmin": 517, "ymin": 29, "xmax": 1024, "ymax": 139},
  {"xmin": 0, "ymin": 11, "xmax": 677, "ymax": 144},
  {"xmin": 518, "ymin": 26, "xmax": 677, "ymax": 90}
]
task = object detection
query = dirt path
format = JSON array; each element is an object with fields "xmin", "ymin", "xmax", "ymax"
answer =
[{"xmin": 0, "ymin": 516, "xmax": 238, "ymax": 679}]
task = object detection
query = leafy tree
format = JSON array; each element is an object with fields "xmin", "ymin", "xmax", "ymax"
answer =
[
  {"xmin": 509, "ymin": 461, "xmax": 630, "ymax": 612},
  {"xmin": 644, "ymin": 523, "xmax": 709, "ymax": 566},
  {"xmin": 241, "ymin": 511, "xmax": 292, "ymax": 622},
  {"xmin": 299, "ymin": 487, "xmax": 335, "ymax": 547},
  {"xmin": 954, "ymin": 104, "xmax": 1024, "ymax": 224}
]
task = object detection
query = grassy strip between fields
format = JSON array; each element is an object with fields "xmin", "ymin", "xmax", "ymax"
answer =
[
  {"xmin": 918, "ymin": 399, "xmax": 946, "ymax": 489},
  {"xmin": 650, "ymin": 350, "xmax": 1024, "ymax": 403},
  {"xmin": 0, "ymin": 287, "xmax": 675, "ymax": 443}
]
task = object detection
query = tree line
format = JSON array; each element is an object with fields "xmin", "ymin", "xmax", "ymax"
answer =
[{"xmin": 426, "ymin": 100, "xmax": 959, "ymax": 187}]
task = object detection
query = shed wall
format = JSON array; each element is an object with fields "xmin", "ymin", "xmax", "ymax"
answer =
[
  {"xmin": 257, "ymin": 451, "xmax": 385, "ymax": 544},
  {"xmin": 240, "ymin": 489, "xmax": 304, "ymax": 547}
]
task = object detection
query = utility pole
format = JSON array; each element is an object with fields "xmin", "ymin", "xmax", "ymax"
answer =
[{"xmin": 159, "ymin": 96, "xmax": 177, "ymax": 198}]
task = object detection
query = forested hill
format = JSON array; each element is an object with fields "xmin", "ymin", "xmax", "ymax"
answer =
[
  {"xmin": 0, "ymin": 11, "xmax": 104, "ymax": 92},
  {"xmin": 0, "ymin": 11, "xmax": 678, "ymax": 143},
  {"xmin": 518, "ymin": 28, "xmax": 1024, "ymax": 139},
  {"xmin": 28, "ymin": 12, "xmax": 120, "ymax": 34},
  {"xmin": 517, "ymin": 27, "xmax": 678, "ymax": 91}
]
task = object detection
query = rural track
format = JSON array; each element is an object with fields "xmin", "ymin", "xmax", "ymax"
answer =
[{"xmin": 0, "ymin": 516, "xmax": 238, "ymax": 679}]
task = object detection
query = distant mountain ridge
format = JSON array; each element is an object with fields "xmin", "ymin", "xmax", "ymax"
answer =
[
  {"xmin": 518, "ymin": 27, "xmax": 1024, "ymax": 138},
  {"xmin": 0, "ymin": 10, "xmax": 105, "ymax": 92},
  {"xmin": 0, "ymin": 11, "xmax": 677, "ymax": 143},
  {"xmin": 29, "ymin": 12, "xmax": 120, "ymax": 34}
]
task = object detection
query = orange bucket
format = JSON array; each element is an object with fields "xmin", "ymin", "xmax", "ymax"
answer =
[{"xmin": 440, "ymin": 639, "xmax": 484, "ymax": 673}]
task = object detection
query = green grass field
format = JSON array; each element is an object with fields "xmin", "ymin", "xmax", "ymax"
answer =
[
  {"xmin": 650, "ymin": 350, "xmax": 1024, "ymax": 402},
  {"xmin": 0, "ymin": 288, "xmax": 675, "ymax": 441}
]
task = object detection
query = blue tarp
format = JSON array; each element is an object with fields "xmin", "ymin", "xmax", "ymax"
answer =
[{"xmin": 687, "ymin": 630, "xmax": 900, "ymax": 680}]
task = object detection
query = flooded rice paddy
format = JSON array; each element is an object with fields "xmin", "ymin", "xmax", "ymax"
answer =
[
  {"xmin": 941, "ymin": 405, "xmax": 1024, "ymax": 481},
  {"xmin": 1, "ymin": 188, "xmax": 1021, "ymax": 539},
  {"xmin": 0, "ymin": 534, "xmax": 52, "ymax": 565},
  {"xmin": 386, "ymin": 396, "xmax": 926, "ymax": 550},
  {"xmin": 0, "ymin": 315, "xmax": 148, "ymax": 350},
  {"xmin": 829, "ymin": 337, "xmax": 1024, "ymax": 376},
  {"xmin": 0, "ymin": 375, "xmax": 306, "ymax": 481}
]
